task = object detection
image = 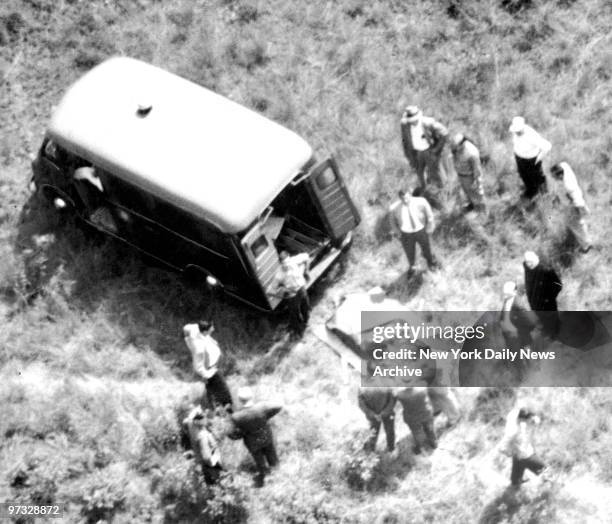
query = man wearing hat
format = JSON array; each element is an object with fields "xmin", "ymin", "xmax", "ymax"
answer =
[
  {"xmin": 523, "ymin": 251, "xmax": 562, "ymax": 338},
  {"xmin": 550, "ymin": 162, "xmax": 593, "ymax": 253},
  {"xmin": 450, "ymin": 133, "xmax": 486, "ymax": 212},
  {"xmin": 400, "ymin": 105, "xmax": 450, "ymax": 188},
  {"xmin": 182, "ymin": 406, "xmax": 223, "ymax": 484},
  {"xmin": 509, "ymin": 116, "xmax": 551, "ymax": 199},
  {"xmin": 229, "ymin": 387, "xmax": 282, "ymax": 487},
  {"xmin": 498, "ymin": 405, "xmax": 545, "ymax": 487}
]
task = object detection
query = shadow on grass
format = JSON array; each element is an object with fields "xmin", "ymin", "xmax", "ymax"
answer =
[
  {"xmin": 386, "ymin": 270, "xmax": 425, "ymax": 303},
  {"xmin": 344, "ymin": 435, "xmax": 416, "ymax": 494},
  {"xmin": 435, "ymin": 208, "xmax": 491, "ymax": 251},
  {"xmin": 12, "ymin": 195, "xmax": 316, "ymax": 377},
  {"xmin": 478, "ymin": 485, "xmax": 524, "ymax": 524}
]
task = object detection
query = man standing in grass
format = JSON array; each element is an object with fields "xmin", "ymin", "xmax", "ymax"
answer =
[
  {"xmin": 182, "ymin": 406, "xmax": 223, "ymax": 485},
  {"xmin": 450, "ymin": 133, "xmax": 486, "ymax": 213},
  {"xmin": 396, "ymin": 386, "xmax": 437, "ymax": 454},
  {"xmin": 229, "ymin": 387, "xmax": 282, "ymax": 487},
  {"xmin": 401, "ymin": 105, "xmax": 450, "ymax": 189},
  {"xmin": 390, "ymin": 189, "xmax": 439, "ymax": 277},
  {"xmin": 358, "ymin": 386, "xmax": 396, "ymax": 452},
  {"xmin": 272, "ymin": 250, "xmax": 311, "ymax": 338},
  {"xmin": 551, "ymin": 162, "xmax": 593, "ymax": 254},
  {"xmin": 499, "ymin": 406, "xmax": 545, "ymax": 488},
  {"xmin": 183, "ymin": 321, "xmax": 234, "ymax": 412},
  {"xmin": 509, "ymin": 116, "xmax": 551, "ymax": 199},
  {"xmin": 523, "ymin": 251, "xmax": 562, "ymax": 339}
]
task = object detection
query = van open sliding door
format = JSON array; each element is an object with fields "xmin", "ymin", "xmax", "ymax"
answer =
[
  {"xmin": 241, "ymin": 223, "xmax": 282, "ymax": 310},
  {"xmin": 306, "ymin": 158, "xmax": 360, "ymax": 242}
]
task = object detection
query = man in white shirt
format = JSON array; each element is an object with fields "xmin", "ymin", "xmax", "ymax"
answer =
[
  {"xmin": 401, "ymin": 106, "xmax": 451, "ymax": 189},
  {"xmin": 498, "ymin": 406, "xmax": 545, "ymax": 487},
  {"xmin": 509, "ymin": 116, "xmax": 551, "ymax": 199},
  {"xmin": 272, "ymin": 251, "xmax": 311, "ymax": 338},
  {"xmin": 183, "ymin": 321, "xmax": 233, "ymax": 411},
  {"xmin": 551, "ymin": 162, "xmax": 593, "ymax": 253},
  {"xmin": 390, "ymin": 189, "xmax": 439, "ymax": 277}
]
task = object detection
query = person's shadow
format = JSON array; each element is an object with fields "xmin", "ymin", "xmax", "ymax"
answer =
[
  {"xmin": 386, "ymin": 271, "xmax": 425, "ymax": 303},
  {"xmin": 478, "ymin": 485, "xmax": 523, "ymax": 524}
]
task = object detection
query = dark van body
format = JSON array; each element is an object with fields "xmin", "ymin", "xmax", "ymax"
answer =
[{"xmin": 31, "ymin": 57, "xmax": 360, "ymax": 310}]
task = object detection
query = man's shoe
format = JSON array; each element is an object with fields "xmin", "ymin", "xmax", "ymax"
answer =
[
  {"xmin": 580, "ymin": 245, "xmax": 593, "ymax": 254},
  {"xmin": 463, "ymin": 203, "xmax": 474, "ymax": 212}
]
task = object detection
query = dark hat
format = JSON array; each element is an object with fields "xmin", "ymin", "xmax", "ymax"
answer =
[
  {"xmin": 197, "ymin": 320, "xmax": 213, "ymax": 333},
  {"xmin": 551, "ymin": 163, "xmax": 564, "ymax": 177},
  {"xmin": 402, "ymin": 105, "xmax": 422, "ymax": 123},
  {"xmin": 518, "ymin": 407, "xmax": 535, "ymax": 420}
]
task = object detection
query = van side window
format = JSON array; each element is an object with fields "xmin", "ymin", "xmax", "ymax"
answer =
[
  {"xmin": 153, "ymin": 200, "xmax": 225, "ymax": 249},
  {"xmin": 251, "ymin": 235, "xmax": 269, "ymax": 259},
  {"xmin": 316, "ymin": 168, "xmax": 336, "ymax": 190},
  {"xmin": 44, "ymin": 139, "xmax": 59, "ymax": 160},
  {"xmin": 103, "ymin": 174, "xmax": 155, "ymax": 215},
  {"xmin": 42, "ymin": 140, "xmax": 73, "ymax": 170}
]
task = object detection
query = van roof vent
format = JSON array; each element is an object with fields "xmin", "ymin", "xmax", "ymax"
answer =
[{"xmin": 136, "ymin": 102, "xmax": 153, "ymax": 117}]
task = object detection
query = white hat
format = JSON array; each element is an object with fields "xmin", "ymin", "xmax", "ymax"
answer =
[
  {"xmin": 523, "ymin": 250, "xmax": 539, "ymax": 266},
  {"xmin": 183, "ymin": 323, "xmax": 199, "ymax": 338},
  {"xmin": 509, "ymin": 116, "xmax": 525, "ymax": 133},
  {"xmin": 502, "ymin": 281, "xmax": 517, "ymax": 298},
  {"xmin": 367, "ymin": 286, "xmax": 386, "ymax": 302},
  {"xmin": 237, "ymin": 386, "xmax": 254, "ymax": 406}
]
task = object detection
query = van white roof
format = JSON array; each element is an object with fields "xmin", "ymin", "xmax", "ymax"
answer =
[{"xmin": 48, "ymin": 57, "xmax": 314, "ymax": 233}]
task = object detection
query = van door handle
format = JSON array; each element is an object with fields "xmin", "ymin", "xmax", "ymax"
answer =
[{"xmin": 290, "ymin": 171, "xmax": 311, "ymax": 186}]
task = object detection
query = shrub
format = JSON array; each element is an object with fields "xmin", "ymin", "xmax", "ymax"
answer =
[
  {"xmin": 158, "ymin": 458, "xmax": 248, "ymax": 523},
  {"xmin": 6, "ymin": 442, "xmax": 93, "ymax": 507},
  {"xmin": 470, "ymin": 387, "xmax": 517, "ymax": 425},
  {"xmin": 226, "ymin": 36, "xmax": 269, "ymax": 71},
  {"xmin": 267, "ymin": 482, "xmax": 342, "ymax": 524},
  {"xmin": 340, "ymin": 438, "xmax": 407, "ymax": 493},
  {"xmin": 501, "ymin": 0, "xmax": 533, "ymax": 15},
  {"xmin": 77, "ymin": 468, "xmax": 128, "ymax": 523},
  {"xmin": 233, "ymin": 4, "xmax": 259, "ymax": 24}
]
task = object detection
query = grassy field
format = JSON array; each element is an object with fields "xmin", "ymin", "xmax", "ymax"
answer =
[{"xmin": 1, "ymin": 0, "xmax": 612, "ymax": 522}]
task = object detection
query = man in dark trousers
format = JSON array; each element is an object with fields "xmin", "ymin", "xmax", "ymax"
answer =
[
  {"xmin": 500, "ymin": 281, "xmax": 542, "ymax": 351},
  {"xmin": 229, "ymin": 387, "xmax": 282, "ymax": 487},
  {"xmin": 183, "ymin": 321, "xmax": 234, "ymax": 412},
  {"xmin": 358, "ymin": 387, "xmax": 396, "ymax": 452},
  {"xmin": 400, "ymin": 105, "xmax": 450, "ymax": 188},
  {"xmin": 500, "ymin": 281, "xmax": 543, "ymax": 380},
  {"xmin": 390, "ymin": 189, "xmax": 439, "ymax": 277},
  {"xmin": 499, "ymin": 406, "xmax": 545, "ymax": 488},
  {"xmin": 509, "ymin": 116, "xmax": 551, "ymax": 199},
  {"xmin": 396, "ymin": 387, "xmax": 437, "ymax": 454},
  {"xmin": 523, "ymin": 251, "xmax": 562, "ymax": 338},
  {"xmin": 272, "ymin": 251, "xmax": 311, "ymax": 339}
]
